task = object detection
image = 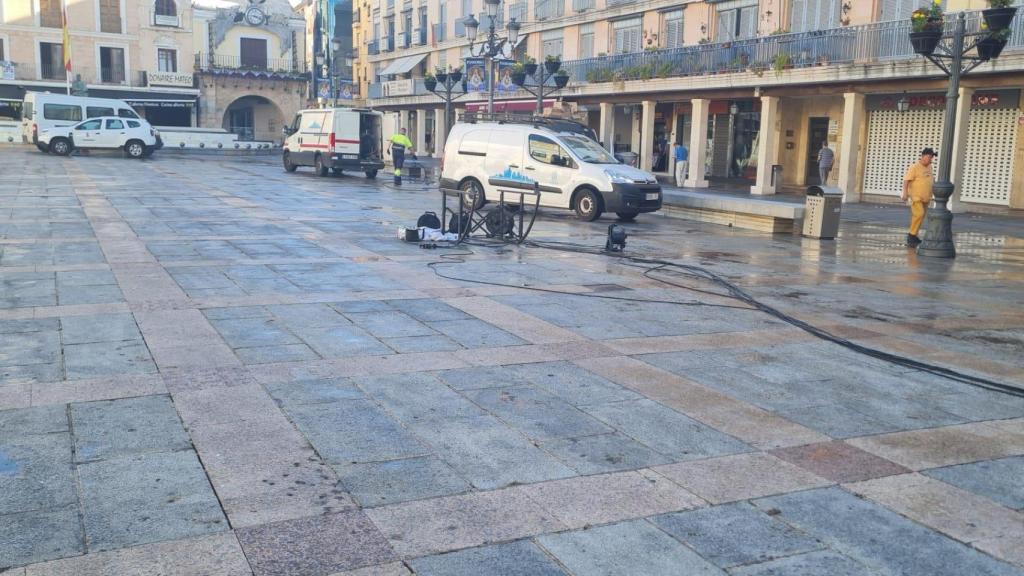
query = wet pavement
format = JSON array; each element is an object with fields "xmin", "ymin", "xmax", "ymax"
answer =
[{"xmin": 1, "ymin": 146, "xmax": 1023, "ymax": 575}]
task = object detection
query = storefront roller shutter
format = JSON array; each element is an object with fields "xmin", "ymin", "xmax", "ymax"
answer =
[{"xmin": 863, "ymin": 108, "xmax": 1016, "ymax": 206}]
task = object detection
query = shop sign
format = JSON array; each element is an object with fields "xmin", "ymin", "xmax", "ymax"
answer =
[
  {"xmin": 382, "ymin": 79, "xmax": 414, "ymax": 96},
  {"xmin": 828, "ymin": 119, "xmax": 839, "ymax": 135},
  {"xmin": 125, "ymin": 100, "xmax": 194, "ymax": 108},
  {"xmin": 868, "ymin": 90, "xmax": 1020, "ymax": 111},
  {"xmin": 148, "ymin": 72, "xmax": 194, "ymax": 88},
  {"xmin": 0, "ymin": 61, "xmax": 15, "ymax": 81}
]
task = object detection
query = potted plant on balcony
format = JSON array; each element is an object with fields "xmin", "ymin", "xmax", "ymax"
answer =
[
  {"xmin": 983, "ymin": 0, "xmax": 1018, "ymax": 33},
  {"xmin": 434, "ymin": 66, "xmax": 448, "ymax": 84},
  {"xmin": 909, "ymin": 1, "xmax": 944, "ymax": 56},
  {"xmin": 544, "ymin": 54, "xmax": 561, "ymax": 74},
  {"xmin": 424, "ymin": 73, "xmax": 437, "ymax": 92},
  {"xmin": 524, "ymin": 56, "xmax": 538, "ymax": 76},
  {"xmin": 977, "ymin": 27, "xmax": 1010, "ymax": 60},
  {"xmin": 510, "ymin": 62, "xmax": 527, "ymax": 86},
  {"xmin": 553, "ymin": 68, "xmax": 570, "ymax": 88},
  {"xmin": 772, "ymin": 52, "xmax": 792, "ymax": 77},
  {"xmin": 448, "ymin": 65, "xmax": 463, "ymax": 83}
]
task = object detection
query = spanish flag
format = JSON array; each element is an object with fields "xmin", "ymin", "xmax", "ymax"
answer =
[{"xmin": 62, "ymin": 0, "xmax": 71, "ymax": 73}]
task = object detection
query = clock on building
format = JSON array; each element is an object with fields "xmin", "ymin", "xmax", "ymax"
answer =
[{"xmin": 244, "ymin": 6, "xmax": 266, "ymax": 26}]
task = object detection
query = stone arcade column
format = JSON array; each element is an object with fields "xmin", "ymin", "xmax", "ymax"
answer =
[
  {"xmin": 838, "ymin": 92, "xmax": 865, "ymax": 203},
  {"xmin": 949, "ymin": 86, "xmax": 975, "ymax": 214},
  {"xmin": 640, "ymin": 100, "xmax": 656, "ymax": 173},
  {"xmin": 599, "ymin": 102, "xmax": 615, "ymax": 154},
  {"xmin": 751, "ymin": 96, "xmax": 780, "ymax": 196},
  {"xmin": 434, "ymin": 107, "xmax": 448, "ymax": 158},
  {"xmin": 684, "ymin": 99, "xmax": 710, "ymax": 188},
  {"xmin": 415, "ymin": 110, "xmax": 428, "ymax": 155}
]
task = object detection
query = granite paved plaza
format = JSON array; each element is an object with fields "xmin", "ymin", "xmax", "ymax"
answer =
[{"xmin": 1, "ymin": 146, "xmax": 1023, "ymax": 575}]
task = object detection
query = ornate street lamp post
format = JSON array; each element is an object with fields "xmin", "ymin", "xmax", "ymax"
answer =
[
  {"xmin": 424, "ymin": 69, "xmax": 468, "ymax": 147},
  {"xmin": 463, "ymin": 0, "xmax": 521, "ymax": 113},
  {"xmin": 909, "ymin": 9, "xmax": 1012, "ymax": 258},
  {"xmin": 510, "ymin": 56, "xmax": 570, "ymax": 115}
]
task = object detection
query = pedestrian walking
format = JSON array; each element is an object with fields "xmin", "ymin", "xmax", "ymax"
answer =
[
  {"xmin": 673, "ymin": 142, "xmax": 689, "ymax": 187},
  {"xmin": 388, "ymin": 128, "xmax": 414, "ymax": 184},
  {"xmin": 901, "ymin": 148, "xmax": 936, "ymax": 247},
  {"xmin": 817, "ymin": 141, "xmax": 834, "ymax": 185}
]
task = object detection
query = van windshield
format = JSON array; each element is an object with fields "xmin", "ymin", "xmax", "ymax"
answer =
[{"xmin": 561, "ymin": 135, "xmax": 618, "ymax": 164}]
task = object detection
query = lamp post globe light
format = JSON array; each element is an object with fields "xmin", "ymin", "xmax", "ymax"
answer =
[
  {"xmin": 908, "ymin": 7, "xmax": 1014, "ymax": 258},
  {"xmin": 464, "ymin": 0, "xmax": 520, "ymax": 113}
]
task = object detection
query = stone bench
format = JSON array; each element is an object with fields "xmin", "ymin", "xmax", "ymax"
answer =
[{"xmin": 661, "ymin": 190, "xmax": 805, "ymax": 233}]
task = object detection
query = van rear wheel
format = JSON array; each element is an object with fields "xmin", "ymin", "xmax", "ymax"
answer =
[
  {"xmin": 314, "ymin": 154, "xmax": 329, "ymax": 176},
  {"xmin": 574, "ymin": 188, "xmax": 603, "ymax": 222},
  {"xmin": 460, "ymin": 179, "xmax": 485, "ymax": 210}
]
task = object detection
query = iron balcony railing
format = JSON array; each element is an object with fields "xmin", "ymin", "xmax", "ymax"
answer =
[
  {"xmin": 561, "ymin": 11, "xmax": 1020, "ymax": 84},
  {"xmin": 381, "ymin": 36, "xmax": 394, "ymax": 52},
  {"xmin": 194, "ymin": 53, "xmax": 308, "ymax": 75},
  {"xmin": 368, "ymin": 40, "xmax": 380, "ymax": 55},
  {"xmin": 418, "ymin": 27, "xmax": 427, "ymax": 45},
  {"xmin": 433, "ymin": 23, "xmax": 447, "ymax": 42}
]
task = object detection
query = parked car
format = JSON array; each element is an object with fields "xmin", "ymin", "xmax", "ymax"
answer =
[
  {"xmin": 22, "ymin": 91, "xmax": 145, "ymax": 152},
  {"xmin": 440, "ymin": 119, "xmax": 662, "ymax": 221},
  {"xmin": 39, "ymin": 116, "xmax": 161, "ymax": 158},
  {"xmin": 282, "ymin": 107, "xmax": 385, "ymax": 178}
]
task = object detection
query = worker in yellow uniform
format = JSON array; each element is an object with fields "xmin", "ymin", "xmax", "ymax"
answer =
[
  {"xmin": 388, "ymin": 128, "xmax": 414, "ymax": 184},
  {"xmin": 901, "ymin": 147, "xmax": 935, "ymax": 247}
]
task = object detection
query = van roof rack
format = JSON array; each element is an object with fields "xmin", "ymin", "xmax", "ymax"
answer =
[{"xmin": 459, "ymin": 111, "xmax": 597, "ymax": 140}]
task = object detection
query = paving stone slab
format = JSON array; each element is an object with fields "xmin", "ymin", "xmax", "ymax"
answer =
[
  {"xmin": 922, "ymin": 456, "xmax": 1024, "ymax": 511},
  {"xmin": 409, "ymin": 540, "xmax": 567, "ymax": 576},
  {"xmin": 264, "ymin": 377, "xmax": 365, "ymax": 406},
  {"xmin": 236, "ymin": 510, "xmax": 397, "ymax": 576},
  {"xmin": 540, "ymin": 432, "xmax": 671, "ymax": 474},
  {"xmin": 847, "ymin": 421, "xmax": 1024, "ymax": 470},
  {"xmin": 285, "ymin": 399, "xmax": 429, "ymax": 465},
  {"xmin": 465, "ymin": 385, "xmax": 613, "ymax": 441},
  {"xmin": 652, "ymin": 502, "xmax": 823, "ymax": 568},
  {"xmin": 354, "ymin": 372, "xmax": 482, "ymax": 424},
  {"xmin": 728, "ymin": 550, "xmax": 879, "ymax": 576},
  {"xmin": 654, "ymin": 452, "xmax": 830, "ymax": 504},
  {"xmin": 70, "ymin": 395, "xmax": 191, "ymax": 463},
  {"xmin": 537, "ymin": 519, "xmax": 725, "ymax": 576},
  {"xmin": 0, "ymin": 505, "xmax": 83, "ymax": 570},
  {"xmin": 366, "ymin": 487, "xmax": 566, "ymax": 557},
  {"xmin": 0, "ymin": 432, "xmax": 76, "ymax": 515},
  {"xmin": 513, "ymin": 361, "xmax": 643, "ymax": 405},
  {"xmin": 582, "ymin": 399, "xmax": 751, "ymax": 461},
  {"xmin": 752, "ymin": 487, "xmax": 1024, "ymax": 576},
  {"xmin": 63, "ymin": 340, "xmax": 156, "ymax": 380},
  {"xmin": 77, "ymin": 450, "xmax": 228, "ymax": 551},
  {"xmin": 335, "ymin": 455, "xmax": 471, "ymax": 507},
  {"xmin": 59, "ymin": 313, "xmax": 141, "ymax": 345},
  {"xmin": 770, "ymin": 441, "xmax": 910, "ymax": 483},
  {"xmin": 327, "ymin": 561, "xmax": 412, "ymax": 576},
  {"xmin": 23, "ymin": 532, "xmax": 252, "ymax": 576},
  {"xmin": 0, "ymin": 404, "xmax": 68, "ymax": 438}
]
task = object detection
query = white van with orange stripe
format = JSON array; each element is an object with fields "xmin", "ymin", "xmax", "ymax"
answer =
[{"xmin": 282, "ymin": 108, "xmax": 385, "ymax": 178}]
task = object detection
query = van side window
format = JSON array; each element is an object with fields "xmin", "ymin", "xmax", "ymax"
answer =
[
  {"xmin": 86, "ymin": 106, "xmax": 115, "ymax": 118},
  {"xmin": 290, "ymin": 115, "xmax": 301, "ymax": 131},
  {"xmin": 105, "ymin": 119, "xmax": 125, "ymax": 130},
  {"xmin": 77, "ymin": 120, "xmax": 102, "ymax": 130},
  {"xmin": 127, "ymin": 120, "xmax": 140, "ymax": 128},
  {"xmin": 529, "ymin": 135, "xmax": 570, "ymax": 167},
  {"xmin": 43, "ymin": 104, "xmax": 82, "ymax": 122},
  {"xmin": 117, "ymin": 108, "xmax": 139, "ymax": 119}
]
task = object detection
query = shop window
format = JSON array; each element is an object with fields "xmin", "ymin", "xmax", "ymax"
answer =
[
  {"xmin": 158, "ymin": 48, "xmax": 177, "ymax": 72},
  {"xmin": 100, "ymin": 46, "xmax": 126, "ymax": 84}
]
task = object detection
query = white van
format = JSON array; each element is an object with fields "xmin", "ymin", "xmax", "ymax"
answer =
[
  {"xmin": 440, "ymin": 119, "xmax": 662, "ymax": 221},
  {"xmin": 282, "ymin": 108, "xmax": 385, "ymax": 178},
  {"xmin": 22, "ymin": 92, "xmax": 144, "ymax": 152}
]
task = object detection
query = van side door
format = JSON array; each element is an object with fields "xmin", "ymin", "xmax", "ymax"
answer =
[
  {"xmin": 298, "ymin": 111, "xmax": 329, "ymax": 163},
  {"xmin": 335, "ymin": 111, "xmax": 360, "ymax": 159},
  {"xmin": 524, "ymin": 134, "xmax": 575, "ymax": 208}
]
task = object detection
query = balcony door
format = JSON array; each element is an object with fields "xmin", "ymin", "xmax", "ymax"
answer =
[
  {"xmin": 100, "ymin": 47, "xmax": 126, "ymax": 84},
  {"xmin": 240, "ymin": 38, "xmax": 268, "ymax": 70},
  {"xmin": 790, "ymin": 0, "xmax": 839, "ymax": 33},
  {"xmin": 879, "ymin": 0, "xmax": 945, "ymax": 21}
]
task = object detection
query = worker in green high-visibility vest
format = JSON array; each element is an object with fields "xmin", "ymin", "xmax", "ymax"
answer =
[{"xmin": 388, "ymin": 128, "xmax": 414, "ymax": 184}]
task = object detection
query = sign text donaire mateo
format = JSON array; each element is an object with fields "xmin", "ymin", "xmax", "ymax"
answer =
[{"xmin": 148, "ymin": 72, "xmax": 194, "ymax": 88}]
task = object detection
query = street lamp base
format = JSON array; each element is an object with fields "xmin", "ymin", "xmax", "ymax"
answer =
[{"xmin": 917, "ymin": 205, "xmax": 956, "ymax": 258}]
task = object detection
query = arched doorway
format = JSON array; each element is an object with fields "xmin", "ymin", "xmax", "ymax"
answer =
[{"xmin": 222, "ymin": 95, "xmax": 284, "ymax": 143}]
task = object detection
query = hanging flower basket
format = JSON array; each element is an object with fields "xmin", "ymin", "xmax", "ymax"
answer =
[
  {"xmin": 553, "ymin": 74, "xmax": 570, "ymax": 89},
  {"xmin": 449, "ymin": 70, "xmax": 463, "ymax": 83},
  {"xmin": 982, "ymin": 6, "xmax": 1018, "ymax": 32},
  {"xmin": 424, "ymin": 77, "xmax": 437, "ymax": 92},
  {"xmin": 511, "ymin": 71, "xmax": 527, "ymax": 86},
  {"xmin": 435, "ymin": 72, "xmax": 448, "ymax": 83},
  {"xmin": 909, "ymin": 29, "xmax": 943, "ymax": 55},
  {"xmin": 544, "ymin": 58, "xmax": 561, "ymax": 74},
  {"xmin": 976, "ymin": 34, "xmax": 1008, "ymax": 60},
  {"xmin": 524, "ymin": 62, "xmax": 538, "ymax": 76}
]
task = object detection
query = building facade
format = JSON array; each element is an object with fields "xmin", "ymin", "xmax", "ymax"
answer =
[
  {"xmin": 0, "ymin": 0, "xmax": 200, "ymax": 125},
  {"xmin": 303, "ymin": 0, "xmax": 359, "ymax": 104},
  {"xmin": 193, "ymin": 0, "xmax": 308, "ymax": 143},
  {"xmin": 361, "ymin": 0, "xmax": 1024, "ymax": 210}
]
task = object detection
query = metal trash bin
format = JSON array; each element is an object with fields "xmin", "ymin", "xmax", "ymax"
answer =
[{"xmin": 802, "ymin": 185, "xmax": 843, "ymax": 239}]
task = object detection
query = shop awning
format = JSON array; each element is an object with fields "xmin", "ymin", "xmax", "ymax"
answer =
[
  {"xmin": 0, "ymin": 84, "xmax": 24, "ymax": 102},
  {"xmin": 379, "ymin": 53, "xmax": 427, "ymax": 77}
]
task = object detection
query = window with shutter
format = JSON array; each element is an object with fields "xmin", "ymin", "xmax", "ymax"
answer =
[
  {"xmin": 579, "ymin": 23, "xmax": 594, "ymax": 58},
  {"xmin": 542, "ymin": 29, "xmax": 563, "ymax": 59},
  {"xmin": 879, "ymin": 0, "xmax": 944, "ymax": 21},
  {"xmin": 791, "ymin": 0, "xmax": 839, "ymax": 32},
  {"xmin": 739, "ymin": 6, "xmax": 757, "ymax": 38},
  {"xmin": 716, "ymin": 10, "xmax": 737, "ymax": 41},
  {"xmin": 662, "ymin": 10, "xmax": 683, "ymax": 48},
  {"xmin": 613, "ymin": 18, "xmax": 641, "ymax": 54}
]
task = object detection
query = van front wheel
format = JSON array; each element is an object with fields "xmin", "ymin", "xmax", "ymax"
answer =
[
  {"xmin": 573, "ymin": 189, "xmax": 603, "ymax": 222},
  {"xmin": 364, "ymin": 169, "xmax": 378, "ymax": 179},
  {"xmin": 283, "ymin": 151, "xmax": 297, "ymax": 172}
]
